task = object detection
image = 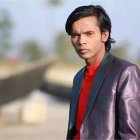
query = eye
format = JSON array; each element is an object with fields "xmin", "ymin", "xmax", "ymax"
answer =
[
  {"xmin": 71, "ymin": 33, "xmax": 79, "ymax": 38},
  {"xmin": 86, "ymin": 32, "xmax": 93, "ymax": 36}
]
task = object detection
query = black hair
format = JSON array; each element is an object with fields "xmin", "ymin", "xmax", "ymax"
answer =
[{"xmin": 65, "ymin": 5, "xmax": 115, "ymax": 51}]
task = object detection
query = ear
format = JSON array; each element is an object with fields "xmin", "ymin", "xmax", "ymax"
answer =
[{"xmin": 102, "ymin": 31, "xmax": 109, "ymax": 42}]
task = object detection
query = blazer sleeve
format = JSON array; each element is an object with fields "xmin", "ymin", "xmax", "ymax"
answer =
[{"xmin": 117, "ymin": 65, "xmax": 140, "ymax": 139}]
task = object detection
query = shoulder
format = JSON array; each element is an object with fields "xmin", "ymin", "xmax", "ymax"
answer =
[
  {"xmin": 107, "ymin": 55, "xmax": 140, "ymax": 99},
  {"xmin": 111, "ymin": 54, "xmax": 140, "ymax": 73},
  {"xmin": 112, "ymin": 55, "xmax": 140, "ymax": 95},
  {"xmin": 112, "ymin": 55, "xmax": 136, "ymax": 68}
]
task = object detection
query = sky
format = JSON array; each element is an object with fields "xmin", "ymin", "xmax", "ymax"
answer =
[{"xmin": 0, "ymin": 0, "xmax": 140, "ymax": 57}]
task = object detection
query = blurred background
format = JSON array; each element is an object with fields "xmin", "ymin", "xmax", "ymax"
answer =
[{"xmin": 0, "ymin": 0, "xmax": 140, "ymax": 140}]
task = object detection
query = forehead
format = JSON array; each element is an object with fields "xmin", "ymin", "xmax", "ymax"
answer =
[{"xmin": 71, "ymin": 16, "xmax": 99, "ymax": 32}]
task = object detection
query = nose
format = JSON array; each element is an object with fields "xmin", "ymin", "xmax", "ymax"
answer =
[{"xmin": 78, "ymin": 34, "xmax": 86, "ymax": 46}]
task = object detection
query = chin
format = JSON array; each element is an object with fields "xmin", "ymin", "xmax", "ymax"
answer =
[{"xmin": 79, "ymin": 54, "xmax": 91, "ymax": 60}]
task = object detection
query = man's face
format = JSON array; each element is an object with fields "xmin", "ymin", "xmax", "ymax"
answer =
[{"xmin": 71, "ymin": 16, "xmax": 109, "ymax": 65}]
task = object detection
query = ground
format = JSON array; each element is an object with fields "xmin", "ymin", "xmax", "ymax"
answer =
[{"xmin": 0, "ymin": 90, "xmax": 69, "ymax": 140}]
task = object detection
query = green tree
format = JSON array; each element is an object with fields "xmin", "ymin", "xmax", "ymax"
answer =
[
  {"xmin": 0, "ymin": 9, "xmax": 13, "ymax": 57},
  {"xmin": 111, "ymin": 41, "xmax": 130, "ymax": 60},
  {"xmin": 21, "ymin": 40, "xmax": 45, "ymax": 62},
  {"xmin": 135, "ymin": 50, "xmax": 140, "ymax": 67},
  {"xmin": 47, "ymin": 0, "xmax": 62, "ymax": 6}
]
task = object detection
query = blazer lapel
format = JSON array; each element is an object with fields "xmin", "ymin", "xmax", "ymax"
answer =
[
  {"xmin": 69, "ymin": 67, "xmax": 85, "ymax": 130},
  {"xmin": 86, "ymin": 52, "xmax": 113, "ymax": 116}
]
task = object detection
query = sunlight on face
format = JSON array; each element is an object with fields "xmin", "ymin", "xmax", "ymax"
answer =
[{"xmin": 71, "ymin": 16, "xmax": 109, "ymax": 65}]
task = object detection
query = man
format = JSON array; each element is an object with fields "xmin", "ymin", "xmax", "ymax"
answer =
[{"xmin": 65, "ymin": 5, "xmax": 140, "ymax": 140}]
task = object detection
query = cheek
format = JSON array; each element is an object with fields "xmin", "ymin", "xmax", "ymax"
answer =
[{"xmin": 71, "ymin": 38, "xmax": 77, "ymax": 46}]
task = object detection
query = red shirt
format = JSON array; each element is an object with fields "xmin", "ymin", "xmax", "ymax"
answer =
[{"xmin": 74, "ymin": 64, "xmax": 99, "ymax": 140}]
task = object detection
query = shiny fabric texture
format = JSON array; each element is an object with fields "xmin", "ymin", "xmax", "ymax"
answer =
[{"xmin": 67, "ymin": 53, "xmax": 140, "ymax": 140}]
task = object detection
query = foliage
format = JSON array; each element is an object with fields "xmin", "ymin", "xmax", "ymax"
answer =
[
  {"xmin": 134, "ymin": 50, "xmax": 140, "ymax": 67},
  {"xmin": 111, "ymin": 41, "xmax": 129, "ymax": 60},
  {"xmin": 47, "ymin": 0, "xmax": 62, "ymax": 6},
  {"xmin": 0, "ymin": 9, "xmax": 13, "ymax": 57},
  {"xmin": 21, "ymin": 40, "xmax": 45, "ymax": 62}
]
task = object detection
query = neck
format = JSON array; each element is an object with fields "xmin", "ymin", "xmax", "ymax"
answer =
[{"xmin": 85, "ymin": 47, "xmax": 106, "ymax": 66}]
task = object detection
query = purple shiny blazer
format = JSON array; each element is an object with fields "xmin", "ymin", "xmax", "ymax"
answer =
[{"xmin": 67, "ymin": 53, "xmax": 140, "ymax": 140}]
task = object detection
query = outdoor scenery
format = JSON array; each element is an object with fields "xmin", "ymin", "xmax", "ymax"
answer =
[{"xmin": 0, "ymin": 0, "xmax": 140, "ymax": 140}]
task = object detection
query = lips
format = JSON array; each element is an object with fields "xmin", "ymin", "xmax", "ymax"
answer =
[{"xmin": 78, "ymin": 48, "xmax": 89, "ymax": 54}]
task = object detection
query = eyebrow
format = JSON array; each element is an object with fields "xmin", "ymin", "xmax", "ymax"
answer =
[{"xmin": 71, "ymin": 30, "xmax": 95, "ymax": 35}]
